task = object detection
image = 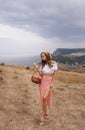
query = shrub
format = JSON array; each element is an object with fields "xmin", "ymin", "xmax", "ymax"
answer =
[
  {"xmin": 0, "ymin": 76, "xmax": 3, "ymax": 80},
  {"xmin": 26, "ymin": 66, "xmax": 30, "ymax": 69},
  {"xmin": 13, "ymin": 76, "xmax": 18, "ymax": 79},
  {"xmin": 0, "ymin": 69, "xmax": 2, "ymax": 73},
  {"xmin": 0, "ymin": 63, "xmax": 5, "ymax": 65}
]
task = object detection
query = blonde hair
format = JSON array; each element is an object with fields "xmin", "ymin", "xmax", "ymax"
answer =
[{"xmin": 40, "ymin": 51, "xmax": 53, "ymax": 68}]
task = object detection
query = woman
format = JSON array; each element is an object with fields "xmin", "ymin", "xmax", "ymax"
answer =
[{"xmin": 33, "ymin": 51, "xmax": 58, "ymax": 126}]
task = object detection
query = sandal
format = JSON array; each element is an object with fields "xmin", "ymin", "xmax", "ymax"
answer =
[
  {"xmin": 39, "ymin": 116, "xmax": 45, "ymax": 126},
  {"xmin": 39, "ymin": 120, "xmax": 45, "ymax": 126},
  {"xmin": 44, "ymin": 114, "xmax": 49, "ymax": 119}
]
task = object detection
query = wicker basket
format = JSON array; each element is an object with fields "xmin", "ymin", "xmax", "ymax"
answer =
[{"xmin": 31, "ymin": 72, "xmax": 41, "ymax": 84}]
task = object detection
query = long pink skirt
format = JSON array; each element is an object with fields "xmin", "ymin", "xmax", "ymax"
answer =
[{"xmin": 39, "ymin": 75, "xmax": 53, "ymax": 106}]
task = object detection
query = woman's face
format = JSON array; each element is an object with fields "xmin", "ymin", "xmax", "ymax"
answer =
[{"xmin": 41, "ymin": 53, "xmax": 47, "ymax": 61}]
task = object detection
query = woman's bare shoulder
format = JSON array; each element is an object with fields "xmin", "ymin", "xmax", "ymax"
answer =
[{"xmin": 51, "ymin": 60, "xmax": 57, "ymax": 64}]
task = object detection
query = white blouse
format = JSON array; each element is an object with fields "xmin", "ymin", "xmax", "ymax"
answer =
[{"xmin": 40, "ymin": 63, "xmax": 58, "ymax": 74}]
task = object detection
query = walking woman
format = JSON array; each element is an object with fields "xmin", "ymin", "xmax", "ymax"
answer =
[{"xmin": 33, "ymin": 51, "xmax": 58, "ymax": 126}]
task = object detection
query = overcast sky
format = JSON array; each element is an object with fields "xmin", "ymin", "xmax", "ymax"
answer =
[{"xmin": 0, "ymin": 0, "xmax": 85, "ymax": 57}]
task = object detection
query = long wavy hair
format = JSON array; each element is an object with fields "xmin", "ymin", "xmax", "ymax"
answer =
[{"xmin": 40, "ymin": 51, "xmax": 53, "ymax": 68}]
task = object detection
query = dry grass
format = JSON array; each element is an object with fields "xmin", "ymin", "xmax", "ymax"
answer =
[
  {"xmin": 0, "ymin": 65, "xmax": 85, "ymax": 130},
  {"xmin": 58, "ymin": 70, "xmax": 85, "ymax": 84}
]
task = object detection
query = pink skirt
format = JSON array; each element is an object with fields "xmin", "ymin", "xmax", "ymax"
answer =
[{"xmin": 39, "ymin": 75, "xmax": 53, "ymax": 106}]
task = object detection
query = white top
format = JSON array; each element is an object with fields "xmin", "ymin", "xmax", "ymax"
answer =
[{"xmin": 40, "ymin": 63, "xmax": 58, "ymax": 74}]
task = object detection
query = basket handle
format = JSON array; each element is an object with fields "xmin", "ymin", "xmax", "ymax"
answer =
[{"xmin": 32, "ymin": 71, "xmax": 39, "ymax": 77}]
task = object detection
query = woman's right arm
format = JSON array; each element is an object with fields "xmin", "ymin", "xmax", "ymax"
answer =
[{"xmin": 33, "ymin": 63, "xmax": 43, "ymax": 76}]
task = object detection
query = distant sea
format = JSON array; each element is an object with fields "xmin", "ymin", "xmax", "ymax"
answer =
[{"xmin": 0, "ymin": 55, "xmax": 40, "ymax": 66}]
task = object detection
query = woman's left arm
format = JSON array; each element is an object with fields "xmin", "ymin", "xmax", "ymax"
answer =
[
  {"xmin": 50, "ymin": 62, "xmax": 58, "ymax": 89},
  {"xmin": 53, "ymin": 70, "xmax": 58, "ymax": 82},
  {"xmin": 50, "ymin": 70, "xmax": 58, "ymax": 89}
]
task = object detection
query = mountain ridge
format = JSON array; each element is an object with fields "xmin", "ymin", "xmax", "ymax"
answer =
[
  {"xmin": 53, "ymin": 48, "xmax": 85, "ymax": 64},
  {"xmin": 53, "ymin": 48, "xmax": 85, "ymax": 56}
]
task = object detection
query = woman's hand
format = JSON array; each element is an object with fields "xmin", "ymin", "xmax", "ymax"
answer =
[
  {"xmin": 33, "ymin": 63, "xmax": 39, "ymax": 70},
  {"xmin": 50, "ymin": 83, "xmax": 53, "ymax": 89},
  {"xmin": 33, "ymin": 63, "xmax": 43, "ymax": 77}
]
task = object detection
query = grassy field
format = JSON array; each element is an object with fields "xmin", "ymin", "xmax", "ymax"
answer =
[
  {"xmin": 57, "ymin": 70, "xmax": 85, "ymax": 84},
  {"xmin": 0, "ymin": 65, "xmax": 85, "ymax": 130}
]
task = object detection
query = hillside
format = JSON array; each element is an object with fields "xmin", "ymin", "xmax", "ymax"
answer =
[
  {"xmin": 53, "ymin": 48, "xmax": 85, "ymax": 64},
  {"xmin": 53, "ymin": 48, "xmax": 85, "ymax": 56},
  {"xmin": 0, "ymin": 64, "xmax": 85, "ymax": 130}
]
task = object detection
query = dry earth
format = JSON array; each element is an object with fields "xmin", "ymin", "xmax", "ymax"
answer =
[{"xmin": 0, "ymin": 65, "xmax": 85, "ymax": 130}]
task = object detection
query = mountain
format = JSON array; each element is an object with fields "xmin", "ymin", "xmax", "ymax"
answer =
[
  {"xmin": 53, "ymin": 48, "xmax": 85, "ymax": 64},
  {"xmin": 53, "ymin": 48, "xmax": 85, "ymax": 56},
  {"xmin": 1, "ymin": 48, "xmax": 85, "ymax": 66}
]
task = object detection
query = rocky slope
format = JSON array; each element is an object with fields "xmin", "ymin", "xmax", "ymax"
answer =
[
  {"xmin": 53, "ymin": 48, "xmax": 85, "ymax": 56},
  {"xmin": 53, "ymin": 48, "xmax": 85, "ymax": 64}
]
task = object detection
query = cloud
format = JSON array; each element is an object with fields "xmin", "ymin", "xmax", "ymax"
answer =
[
  {"xmin": 0, "ymin": 0, "xmax": 85, "ymax": 56},
  {"xmin": 0, "ymin": 24, "xmax": 60, "ymax": 56}
]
